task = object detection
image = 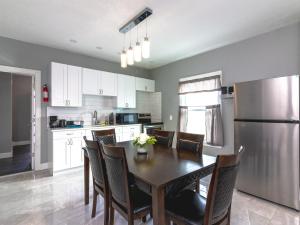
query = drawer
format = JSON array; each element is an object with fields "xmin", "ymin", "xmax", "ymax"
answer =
[
  {"xmin": 115, "ymin": 127, "xmax": 123, "ymax": 134},
  {"xmin": 122, "ymin": 126, "xmax": 140, "ymax": 133},
  {"xmin": 53, "ymin": 130, "xmax": 83, "ymax": 140}
]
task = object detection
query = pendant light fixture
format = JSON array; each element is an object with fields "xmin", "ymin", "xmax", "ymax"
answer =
[
  {"xmin": 119, "ymin": 7, "xmax": 152, "ymax": 67},
  {"xmin": 120, "ymin": 34, "xmax": 127, "ymax": 68},
  {"xmin": 142, "ymin": 15, "xmax": 150, "ymax": 59},
  {"xmin": 134, "ymin": 26, "xmax": 142, "ymax": 62},
  {"xmin": 127, "ymin": 31, "xmax": 134, "ymax": 65}
]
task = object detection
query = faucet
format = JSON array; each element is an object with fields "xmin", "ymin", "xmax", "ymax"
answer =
[{"xmin": 92, "ymin": 111, "xmax": 98, "ymax": 125}]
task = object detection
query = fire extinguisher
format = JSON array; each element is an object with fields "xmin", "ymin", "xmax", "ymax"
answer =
[{"xmin": 43, "ymin": 84, "xmax": 49, "ymax": 103}]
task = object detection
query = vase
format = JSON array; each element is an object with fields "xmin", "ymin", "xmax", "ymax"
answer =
[{"xmin": 137, "ymin": 146, "xmax": 148, "ymax": 154}]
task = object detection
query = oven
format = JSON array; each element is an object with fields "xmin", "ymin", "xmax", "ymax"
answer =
[{"xmin": 143, "ymin": 123, "xmax": 164, "ymax": 135}]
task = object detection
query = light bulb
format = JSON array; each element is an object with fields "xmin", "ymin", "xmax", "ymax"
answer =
[
  {"xmin": 121, "ymin": 50, "xmax": 127, "ymax": 68},
  {"xmin": 134, "ymin": 42, "xmax": 142, "ymax": 62},
  {"xmin": 127, "ymin": 46, "xmax": 134, "ymax": 65},
  {"xmin": 142, "ymin": 37, "xmax": 150, "ymax": 59}
]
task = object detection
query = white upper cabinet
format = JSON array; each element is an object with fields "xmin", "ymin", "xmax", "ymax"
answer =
[
  {"xmin": 50, "ymin": 62, "xmax": 82, "ymax": 107},
  {"xmin": 67, "ymin": 65, "xmax": 82, "ymax": 107},
  {"xmin": 82, "ymin": 68, "xmax": 117, "ymax": 96},
  {"xmin": 117, "ymin": 74, "xmax": 136, "ymax": 108},
  {"xmin": 82, "ymin": 68, "xmax": 99, "ymax": 95},
  {"xmin": 135, "ymin": 77, "xmax": 155, "ymax": 92}
]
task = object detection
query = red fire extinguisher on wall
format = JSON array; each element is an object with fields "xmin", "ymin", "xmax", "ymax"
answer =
[{"xmin": 43, "ymin": 84, "xmax": 49, "ymax": 103}]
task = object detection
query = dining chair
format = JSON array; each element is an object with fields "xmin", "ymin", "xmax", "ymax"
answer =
[
  {"xmin": 153, "ymin": 129, "xmax": 175, "ymax": 148},
  {"xmin": 173, "ymin": 132, "xmax": 205, "ymax": 193},
  {"xmin": 83, "ymin": 137, "xmax": 109, "ymax": 225},
  {"xmin": 100, "ymin": 143, "xmax": 152, "ymax": 225},
  {"xmin": 176, "ymin": 132, "xmax": 204, "ymax": 154},
  {"xmin": 165, "ymin": 146, "xmax": 244, "ymax": 225},
  {"xmin": 92, "ymin": 129, "xmax": 116, "ymax": 144}
]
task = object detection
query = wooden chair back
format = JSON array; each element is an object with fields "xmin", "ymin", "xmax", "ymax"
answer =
[
  {"xmin": 204, "ymin": 146, "xmax": 244, "ymax": 225},
  {"xmin": 176, "ymin": 132, "xmax": 204, "ymax": 154},
  {"xmin": 92, "ymin": 129, "xmax": 116, "ymax": 144},
  {"xmin": 153, "ymin": 129, "xmax": 175, "ymax": 148},
  {"xmin": 100, "ymin": 143, "xmax": 132, "ymax": 212}
]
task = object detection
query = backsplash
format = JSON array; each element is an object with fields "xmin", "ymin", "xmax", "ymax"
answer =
[{"xmin": 47, "ymin": 92, "xmax": 162, "ymax": 126}]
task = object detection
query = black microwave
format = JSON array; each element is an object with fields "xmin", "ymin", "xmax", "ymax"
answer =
[{"xmin": 116, "ymin": 113, "xmax": 138, "ymax": 124}]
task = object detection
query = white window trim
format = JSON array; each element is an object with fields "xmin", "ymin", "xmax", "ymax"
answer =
[
  {"xmin": 179, "ymin": 70, "xmax": 223, "ymax": 147},
  {"xmin": 179, "ymin": 70, "xmax": 222, "ymax": 83}
]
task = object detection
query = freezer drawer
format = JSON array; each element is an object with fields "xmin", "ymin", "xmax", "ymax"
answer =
[
  {"xmin": 234, "ymin": 75, "xmax": 299, "ymax": 120},
  {"xmin": 235, "ymin": 121, "xmax": 300, "ymax": 210}
]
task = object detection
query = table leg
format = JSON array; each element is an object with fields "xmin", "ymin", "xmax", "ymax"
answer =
[
  {"xmin": 152, "ymin": 185, "xmax": 166, "ymax": 225},
  {"xmin": 84, "ymin": 154, "xmax": 90, "ymax": 205}
]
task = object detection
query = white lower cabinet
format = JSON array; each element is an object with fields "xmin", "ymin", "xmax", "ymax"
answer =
[
  {"xmin": 53, "ymin": 138, "xmax": 69, "ymax": 171},
  {"xmin": 70, "ymin": 137, "xmax": 84, "ymax": 168},
  {"xmin": 51, "ymin": 125, "xmax": 141, "ymax": 173},
  {"xmin": 52, "ymin": 131, "xmax": 84, "ymax": 172}
]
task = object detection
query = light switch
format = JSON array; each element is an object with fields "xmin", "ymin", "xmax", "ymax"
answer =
[{"xmin": 169, "ymin": 115, "xmax": 173, "ymax": 121}]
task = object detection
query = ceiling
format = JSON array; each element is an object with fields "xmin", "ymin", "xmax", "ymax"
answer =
[{"xmin": 0, "ymin": 0, "xmax": 300, "ymax": 69}]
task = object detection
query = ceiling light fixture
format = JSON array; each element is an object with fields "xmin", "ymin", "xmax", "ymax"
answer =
[
  {"xmin": 121, "ymin": 34, "xmax": 127, "ymax": 68},
  {"xmin": 119, "ymin": 7, "xmax": 152, "ymax": 68},
  {"xmin": 127, "ymin": 31, "xmax": 134, "ymax": 65},
  {"xmin": 134, "ymin": 26, "xmax": 142, "ymax": 62}
]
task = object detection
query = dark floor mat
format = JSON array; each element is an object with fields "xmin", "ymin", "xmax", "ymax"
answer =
[{"xmin": 0, "ymin": 144, "xmax": 32, "ymax": 176}]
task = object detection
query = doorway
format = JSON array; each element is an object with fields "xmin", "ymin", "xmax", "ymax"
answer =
[{"xmin": 0, "ymin": 65, "xmax": 41, "ymax": 176}]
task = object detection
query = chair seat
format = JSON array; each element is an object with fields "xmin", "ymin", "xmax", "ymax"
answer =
[
  {"xmin": 130, "ymin": 185, "xmax": 152, "ymax": 214},
  {"xmin": 166, "ymin": 190, "xmax": 206, "ymax": 225}
]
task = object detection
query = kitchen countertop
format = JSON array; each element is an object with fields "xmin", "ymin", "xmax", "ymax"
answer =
[{"xmin": 49, "ymin": 124, "xmax": 142, "ymax": 132}]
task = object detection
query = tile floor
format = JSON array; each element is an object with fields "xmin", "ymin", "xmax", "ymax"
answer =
[
  {"xmin": 0, "ymin": 145, "xmax": 32, "ymax": 176},
  {"xmin": 0, "ymin": 168, "xmax": 299, "ymax": 225}
]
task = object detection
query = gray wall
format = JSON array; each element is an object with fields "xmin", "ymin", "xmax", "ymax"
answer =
[
  {"xmin": 150, "ymin": 22, "xmax": 300, "ymax": 155},
  {"xmin": 0, "ymin": 36, "xmax": 150, "ymax": 164},
  {"xmin": 0, "ymin": 72, "xmax": 12, "ymax": 154},
  {"xmin": 12, "ymin": 75, "xmax": 32, "ymax": 142}
]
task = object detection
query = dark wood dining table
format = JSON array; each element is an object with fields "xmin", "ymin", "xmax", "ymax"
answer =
[{"xmin": 83, "ymin": 141, "xmax": 216, "ymax": 225}]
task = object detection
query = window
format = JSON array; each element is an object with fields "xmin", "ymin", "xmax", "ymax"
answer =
[{"xmin": 178, "ymin": 72, "xmax": 224, "ymax": 146}]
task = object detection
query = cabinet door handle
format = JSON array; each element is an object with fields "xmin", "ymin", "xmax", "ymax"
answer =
[
  {"xmin": 70, "ymin": 138, "xmax": 73, "ymax": 145},
  {"xmin": 145, "ymin": 86, "xmax": 147, "ymax": 91}
]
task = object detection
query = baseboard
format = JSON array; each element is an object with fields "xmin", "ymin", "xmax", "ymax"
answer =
[
  {"xmin": 12, "ymin": 141, "xmax": 31, "ymax": 146},
  {"xmin": 0, "ymin": 152, "xmax": 13, "ymax": 159}
]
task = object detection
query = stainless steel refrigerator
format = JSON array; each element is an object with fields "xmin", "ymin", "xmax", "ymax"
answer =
[{"xmin": 234, "ymin": 75, "xmax": 300, "ymax": 210}]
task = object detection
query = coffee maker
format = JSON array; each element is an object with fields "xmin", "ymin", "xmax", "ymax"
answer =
[{"xmin": 49, "ymin": 116, "xmax": 59, "ymax": 128}]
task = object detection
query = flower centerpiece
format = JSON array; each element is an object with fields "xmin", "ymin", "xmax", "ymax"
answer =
[{"xmin": 133, "ymin": 133, "xmax": 157, "ymax": 154}]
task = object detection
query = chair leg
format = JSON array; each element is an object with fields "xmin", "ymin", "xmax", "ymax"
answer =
[
  {"xmin": 142, "ymin": 215, "xmax": 147, "ymax": 222},
  {"xmin": 109, "ymin": 207, "xmax": 115, "ymax": 225},
  {"xmin": 104, "ymin": 193, "xmax": 109, "ymax": 225},
  {"xmin": 91, "ymin": 190, "xmax": 97, "ymax": 218},
  {"xmin": 128, "ymin": 217, "xmax": 134, "ymax": 225},
  {"xmin": 227, "ymin": 205, "xmax": 232, "ymax": 225}
]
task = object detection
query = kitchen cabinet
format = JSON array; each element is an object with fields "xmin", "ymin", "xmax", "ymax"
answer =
[
  {"xmin": 52, "ymin": 130, "xmax": 84, "ymax": 172},
  {"xmin": 50, "ymin": 62, "xmax": 82, "ymax": 107},
  {"xmin": 117, "ymin": 74, "xmax": 136, "ymax": 108},
  {"xmin": 136, "ymin": 77, "xmax": 155, "ymax": 92},
  {"xmin": 53, "ymin": 138, "xmax": 69, "ymax": 171},
  {"xmin": 122, "ymin": 125, "xmax": 141, "ymax": 142},
  {"xmin": 82, "ymin": 68, "xmax": 117, "ymax": 96},
  {"xmin": 50, "ymin": 124, "xmax": 142, "ymax": 173},
  {"xmin": 69, "ymin": 137, "xmax": 84, "ymax": 168}
]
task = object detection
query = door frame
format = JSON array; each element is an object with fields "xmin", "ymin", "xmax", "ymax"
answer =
[{"xmin": 0, "ymin": 65, "xmax": 42, "ymax": 170}]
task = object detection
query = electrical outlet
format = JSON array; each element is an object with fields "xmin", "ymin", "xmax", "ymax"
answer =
[{"xmin": 169, "ymin": 115, "xmax": 173, "ymax": 121}]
